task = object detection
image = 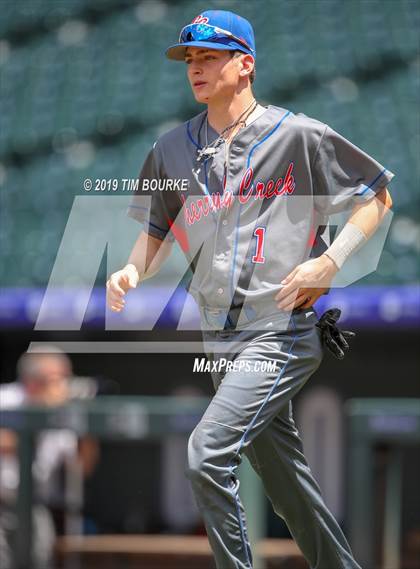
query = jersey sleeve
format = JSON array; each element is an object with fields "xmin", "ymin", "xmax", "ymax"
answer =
[
  {"xmin": 127, "ymin": 143, "xmax": 179, "ymax": 242},
  {"xmin": 312, "ymin": 125, "xmax": 395, "ymax": 215}
]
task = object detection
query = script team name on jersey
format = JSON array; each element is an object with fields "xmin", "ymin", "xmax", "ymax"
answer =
[{"xmin": 182, "ymin": 161, "xmax": 296, "ymax": 226}]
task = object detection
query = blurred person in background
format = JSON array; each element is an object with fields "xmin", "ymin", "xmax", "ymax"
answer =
[{"xmin": 0, "ymin": 346, "xmax": 99, "ymax": 569}]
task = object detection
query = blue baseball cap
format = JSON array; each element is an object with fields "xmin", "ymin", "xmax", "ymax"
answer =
[{"xmin": 166, "ymin": 10, "xmax": 256, "ymax": 61}]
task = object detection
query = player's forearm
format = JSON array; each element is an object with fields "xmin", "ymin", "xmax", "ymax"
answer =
[
  {"xmin": 126, "ymin": 231, "xmax": 173, "ymax": 281},
  {"xmin": 323, "ymin": 187, "xmax": 393, "ymax": 270}
]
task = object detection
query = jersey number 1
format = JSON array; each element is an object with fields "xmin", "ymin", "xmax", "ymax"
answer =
[{"xmin": 252, "ymin": 227, "xmax": 266, "ymax": 264}]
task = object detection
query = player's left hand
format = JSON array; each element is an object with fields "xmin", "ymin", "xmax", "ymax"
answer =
[{"xmin": 275, "ymin": 254, "xmax": 338, "ymax": 311}]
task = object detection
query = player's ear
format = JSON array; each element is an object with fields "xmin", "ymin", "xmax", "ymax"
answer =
[{"xmin": 239, "ymin": 54, "xmax": 255, "ymax": 80}]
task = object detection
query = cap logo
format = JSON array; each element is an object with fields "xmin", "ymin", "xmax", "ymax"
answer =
[{"xmin": 191, "ymin": 15, "xmax": 209, "ymax": 24}]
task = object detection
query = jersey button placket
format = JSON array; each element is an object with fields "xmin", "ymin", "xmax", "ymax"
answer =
[{"xmin": 213, "ymin": 142, "xmax": 233, "ymax": 303}]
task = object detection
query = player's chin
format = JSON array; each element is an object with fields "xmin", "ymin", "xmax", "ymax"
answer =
[
  {"xmin": 193, "ymin": 90, "xmax": 210, "ymax": 103},
  {"xmin": 191, "ymin": 84, "xmax": 212, "ymax": 102}
]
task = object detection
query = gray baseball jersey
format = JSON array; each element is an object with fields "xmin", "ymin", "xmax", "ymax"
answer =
[{"xmin": 128, "ymin": 105, "xmax": 394, "ymax": 313}]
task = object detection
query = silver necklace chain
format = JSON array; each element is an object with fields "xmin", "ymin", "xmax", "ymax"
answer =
[{"xmin": 197, "ymin": 99, "xmax": 258, "ymax": 162}]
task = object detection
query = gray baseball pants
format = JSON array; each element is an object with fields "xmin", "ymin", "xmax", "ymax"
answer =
[{"xmin": 186, "ymin": 306, "xmax": 361, "ymax": 569}]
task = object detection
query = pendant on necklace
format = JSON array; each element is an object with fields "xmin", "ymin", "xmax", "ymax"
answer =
[{"xmin": 197, "ymin": 146, "xmax": 218, "ymax": 162}]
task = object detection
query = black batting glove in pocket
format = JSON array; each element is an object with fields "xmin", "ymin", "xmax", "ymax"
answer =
[{"xmin": 315, "ymin": 308, "xmax": 356, "ymax": 360}]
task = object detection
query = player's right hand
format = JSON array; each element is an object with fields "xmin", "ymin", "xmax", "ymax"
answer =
[{"xmin": 106, "ymin": 264, "xmax": 139, "ymax": 312}]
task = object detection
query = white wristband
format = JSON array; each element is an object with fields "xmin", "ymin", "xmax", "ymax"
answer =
[{"xmin": 324, "ymin": 223, "xmax": 367, "ymax": 269}]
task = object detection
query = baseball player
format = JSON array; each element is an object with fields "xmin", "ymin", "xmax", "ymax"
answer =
[{"xmin": 107, "ymin": 10, "xmax": 394, "ymax": 569}]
